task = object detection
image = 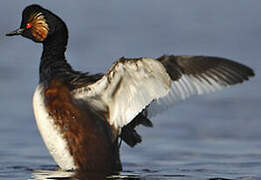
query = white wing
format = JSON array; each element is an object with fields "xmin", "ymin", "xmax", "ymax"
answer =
[
  {"xmin": 73, "ymin": 55, "xmax": 254, "ymax": 129},
  {"xmin": 146, "ymin": 55, "xmax": 254, "ymax": 117},
  {"xmin": 73, "ymin": 57, "xmax": 171, "ymax": 129}
]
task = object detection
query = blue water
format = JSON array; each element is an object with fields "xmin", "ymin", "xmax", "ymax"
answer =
[{"xmin": 0, "ymin": 1, "xmax": 260, "ymax": 179}]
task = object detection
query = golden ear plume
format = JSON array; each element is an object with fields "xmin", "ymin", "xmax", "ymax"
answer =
[{"xmin": 28, "ymin": 12, "xmax": 49, "ymax": 41}]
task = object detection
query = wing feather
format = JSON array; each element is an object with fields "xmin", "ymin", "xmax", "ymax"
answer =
[
  {"xmin": 146, "ymin": 55, "xmax": 254, "ymax": 117},
  {"xmin": 73, "ymin": 57, "xmax": 171, "ymax": 129},
  {"xmin": 73, "ymin": 55, "xmax": 254, "ymax": 128}
]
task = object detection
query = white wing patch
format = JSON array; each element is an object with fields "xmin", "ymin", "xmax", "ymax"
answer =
[
  {"xmin": 73, "ymin": 58, "xmax": 171, "ymax": 129},
  {"xmin": 147, "ymin": 71, "xmax": 229, "ymax": 117},
  {"xmin": 73, "ymin": 55, "xmax": 253, "ymax": 129}
]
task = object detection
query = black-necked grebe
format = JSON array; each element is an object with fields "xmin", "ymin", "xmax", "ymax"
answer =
[{"xmin": 6, "ymin": 4, "xmax": 254, "ymax": 173}]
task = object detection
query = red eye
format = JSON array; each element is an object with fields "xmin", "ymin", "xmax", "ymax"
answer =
[{"xmin": 26, "ymin": 23, "xmax": 32, "ymax": 29}]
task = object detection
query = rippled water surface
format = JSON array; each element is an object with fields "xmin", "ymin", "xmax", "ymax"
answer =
[{"xmin": 0, "ymin": 1, "xmax": 260, "ymax": 179}]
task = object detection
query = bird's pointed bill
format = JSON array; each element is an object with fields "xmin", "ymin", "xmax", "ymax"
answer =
[{"xmin": 6, "ymin": 28, "xmax": 24, "ymax": 36}]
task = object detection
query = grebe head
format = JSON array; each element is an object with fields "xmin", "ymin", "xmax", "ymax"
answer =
[{"xmin": 6, "ymin": 4, "xmax": 67, "ymax": 43}]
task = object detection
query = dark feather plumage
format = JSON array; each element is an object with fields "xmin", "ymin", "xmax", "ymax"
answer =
[{"xmin": 158, "ymin": 55, "xmax": 255, "ymax": 85}]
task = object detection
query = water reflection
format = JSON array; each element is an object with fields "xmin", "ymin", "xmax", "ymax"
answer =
[
  {"xmin": 30, "ymin": 169, "xmax": 237, "ymax": 180},
  {"xmin": 31, "ymin": 169, "xmax": 140, "ymax": 180},
  {"xmin": 31, "ymin": 169, "xmax": 74, "ymax": 180}
]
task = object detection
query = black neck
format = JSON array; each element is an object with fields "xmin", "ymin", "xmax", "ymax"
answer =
[{"xmin": 39, "ymin": 28, "xmax": 73, "ymax": 82}]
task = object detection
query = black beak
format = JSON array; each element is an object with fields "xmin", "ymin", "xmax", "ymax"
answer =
[{"xmin": 6, "ymin": 28, "xmax": 24, "ymax": 36}]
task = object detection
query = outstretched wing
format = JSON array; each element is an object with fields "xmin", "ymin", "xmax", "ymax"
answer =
[
  {"xmin": 147, "ymin": 55, "xmax": 254, "ymax": 117},
  {"xmin": 73, "ymin": 57, "xmax": 171, "ymax": 129},
  {"xmin": 73, "ymin": 56, "xmax": 254, "ymax": 129}
]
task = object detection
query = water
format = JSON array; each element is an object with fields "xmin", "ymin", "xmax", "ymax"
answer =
[{"xmin": 0, "ymin": 0, "xmax": 260, "ymax": 179}]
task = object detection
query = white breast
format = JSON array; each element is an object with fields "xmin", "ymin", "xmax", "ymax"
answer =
[{"xmin": 33, "ymin": 84, "xmax": 76, "ymax": 170}]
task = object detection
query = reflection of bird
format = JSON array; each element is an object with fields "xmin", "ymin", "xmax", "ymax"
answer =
[{"xmin": 6, "ymin": 4, "xmax": 254, "ymax": 173}]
